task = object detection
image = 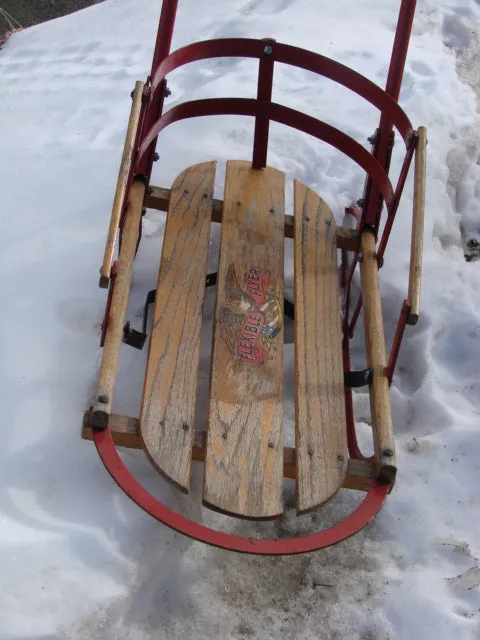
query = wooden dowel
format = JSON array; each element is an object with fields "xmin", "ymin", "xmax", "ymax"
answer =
[
  {"xmin": 408, "ymin": 126, "xmax": 427, "ymax": 325},
  {"xmin": 360, "ymin": 231, "xmax": 397, "ymax": 484},
  {"xmin": 143, "ymin": 185, "xmax": 358, "ymax": 251},
  {"xmin": 91, "ymin": 179, "xmax": 145, "ymax": 428},
  {"xmin": 82, "ymin": 412, "xmax": 374, "ymax": 492},
  {"xmin": 99, "ymin": 81, "xmax": 144, "ymax": 288}
]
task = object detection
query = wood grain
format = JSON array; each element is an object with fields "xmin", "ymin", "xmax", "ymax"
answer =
[
  {"xmin": 82, "ymin": 411, "xmax": 373, "ymax": 492},
  {"xmin": 408, "ymin": 126, "xmax": 427, "ymax": 325},
  {"xmin": 99, "ymin": 82, "xmax": 144, "ymax": 288},
  {"xmin": 144, "ymin": 184, "xmax": 358, "ymax": 250},
  {"xmin": 140, "ymin": 161, "xmax": 216, "ymax": 492},
  {"xmin": 91, "ymin": 179, "xmax": 145, "ymax": 428},
  {"xmin": 360, "ymin": 231, "xmax": 397, "ymax": 483},
  {"xmin": 204, "ymin": 161, "xmax": 285, "ymax": 519},
  {"xmin": 293, "ymin": 181, "xmax": 348, "ymax": 513}
]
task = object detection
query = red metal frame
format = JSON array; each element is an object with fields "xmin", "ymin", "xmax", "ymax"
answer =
[
  {"xmin": 94, "ymin": 0, "xmax": 421, "ymax": 552},
  {"xmin": 94, "ymin": 427, "xmax": 389, "ymax": 555}
]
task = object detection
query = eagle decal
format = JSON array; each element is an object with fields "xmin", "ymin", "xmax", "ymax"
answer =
[{"xmin": 219, "ymin": 265, "xmax": 283, "ymax": 365}]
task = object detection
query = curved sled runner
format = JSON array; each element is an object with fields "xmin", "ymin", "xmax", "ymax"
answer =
[{"xmin": 83, "ymin": 0, "xmax": 426, "ymax": 554}]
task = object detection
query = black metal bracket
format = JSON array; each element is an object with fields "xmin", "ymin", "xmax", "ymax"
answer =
[
  {"xmin": 123, "ymin": 289, "xmax": 156, "ymax": 350},
  {"xmin": 122, "ymin": 273, "xmax": 219, "ymax": 350},
  {"xmin": 344, "ymin": 369, "xmax": 373, "ymax": 388},
  {"xmin": 205, "ymin": 272, "xmax": 217, "ymax": 287},
  {"xmin": 284, "ymin": 298, "xmax": 294, "ymax": 320}
]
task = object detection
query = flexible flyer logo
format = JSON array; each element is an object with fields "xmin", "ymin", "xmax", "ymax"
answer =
[{"xmin": 219, "ymin": 265, "xmax": 282, "ymax": 365}]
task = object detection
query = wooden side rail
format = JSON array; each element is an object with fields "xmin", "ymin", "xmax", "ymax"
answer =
[
  {"xmin": 360, "ymin": 231, "xmax": 397, "ymax": 483},
  {"xmin": 407, "ymin": 126, "xmax": 427, "ymax": 325},
  {"xmin": 91, "ymin": 179, "xmax": 145, "ymax": 428},
  {"xmin": 144, "ymin": 185, "xmax": 358, "ymax": 251},
  {"xmin": 82, "ymin": 412, "xmax": 374, "ymax": 492},
  {"xmin": 99, "ymin": 81, "xmax": 144, "ymax": 288}
]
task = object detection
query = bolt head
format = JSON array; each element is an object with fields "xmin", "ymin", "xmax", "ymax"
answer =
[{"xmin": 264, "ymin": 45, "xmax": 273, "ymax": 55}]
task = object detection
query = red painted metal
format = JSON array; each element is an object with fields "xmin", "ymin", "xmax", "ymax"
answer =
[
  {"xmin": 387, "ymin": 300, "xmax": 411, "ymax": 385},
  {"xmin": 362, "ymin": 0, "xmax": 417, "ymax": 230},
  {"xmin": 252, "ymin": 39, "xmax": 275, "ymax": 169},
  {"xmin": 135, "ymin": 0, "xmax": 178, "ymax": 180},
  {"xmin": 377, "ymin": 134, "xmax": 417, "ymax": 262},
  {"xmin": 137, "ymin": 98, "xmax": 395, "ymax": 206},
  {"xmin": 100, "ymin": 261, "xmax": 118, "ymax": 348},
  {"xmin": 348, "ymin": 295, "xmax": 363, "ymax": 339},
  {"xmin": 149, "ymin": 39, "xmax": 413, "ymax": 144},
  {"xmin": 93, "ymin": 427, "xmax": 389, "ymax": 554},
  {"xmin": 342, "ymin": 336, "xmax": 374, "ymax": 463}
]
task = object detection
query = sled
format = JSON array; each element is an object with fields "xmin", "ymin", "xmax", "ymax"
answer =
[{"xmin": 83, "ymin": 0, "xmax": 426, "ymax": 554}]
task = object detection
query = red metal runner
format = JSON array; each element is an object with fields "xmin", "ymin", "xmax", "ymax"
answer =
[{"xmin": 94, "ymin": 428, "xmax": 389, "ymax": 555}]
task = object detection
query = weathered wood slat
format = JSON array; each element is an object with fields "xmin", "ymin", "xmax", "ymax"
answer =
[
  {"xmin": 294, "ymin": 181, "xmax": 348, "ymax": 513},
  {"xmin": 140, "ymin": 161, "xmax": 216, "ymax": 491},
  {"xmin": 144, "ymin": 184, "xmax": 358, "ymax": 250},
  {"xmin": 91, "ymin": 179, "xmax": 145, "ymax": 428},
  {"xmin": 82, "ymin": 411, "xmax": 373, "ymax": 492},
  {"xmin": 204, "ymin": 161, "xmax": 285, "ymax": 519},
  {"xmin": 360, "ymin": 231, "xmax": 397, "ymax": 483},
  {"xmin": 99, "ymin": 81, "xmax": 144, "ymax": 288},
  {"xmin": 408, "ymin": 126, "xmax": 427, "ymax": 325}
]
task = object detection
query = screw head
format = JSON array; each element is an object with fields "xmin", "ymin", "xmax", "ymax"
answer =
[
  {"xmin": 264, "ymin": 45, "xmax": 273, "ymax": 55},
  {"xmin": 383, "ymin": 448, "xmax": 394, "ymax": 458}
]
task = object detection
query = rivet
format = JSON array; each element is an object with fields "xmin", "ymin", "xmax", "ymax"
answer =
[
  {"xmin": 98, "ymin": 394, "xmax": 109, "ymax": 404},
  {"xmin": 264, "ymin": 45, "xmax": 273, "ymax": 55},
  {"xmin": 383, "ymin": 448, "xmax": 394, "ymax": 457},
  {"xmin": 182, "ymin": 423, "xmax": 189, "ymax": 432}
]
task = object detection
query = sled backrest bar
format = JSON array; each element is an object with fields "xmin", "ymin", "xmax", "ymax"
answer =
[{"xmin": 252, "ymin": 38, "xmax": 275, "ymax": 169}]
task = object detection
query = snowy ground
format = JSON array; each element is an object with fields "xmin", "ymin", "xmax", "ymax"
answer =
[{"xmin": 1, "ymin": 0, "xmax": 480, "ymax": 638}]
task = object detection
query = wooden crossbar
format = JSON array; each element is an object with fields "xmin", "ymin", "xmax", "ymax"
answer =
[
  {"xmin": 143, "ymin": 185, "xmax": 358, "ymax": 250},
  {"xmin": 82, "ymin": 412, "xmax": 374, "ymax": 492}
]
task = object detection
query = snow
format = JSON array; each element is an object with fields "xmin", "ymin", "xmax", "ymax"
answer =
[{"xmin": 1, "ymin": 0, "xmax": 480, "ymax": 637}]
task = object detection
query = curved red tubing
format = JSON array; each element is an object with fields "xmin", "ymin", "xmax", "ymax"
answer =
[
  {"xmin": 150, "ymin": 38, "xmax": 413, "ymax": 145},
  {"xmin": 137, "ymin": 98, "xmax": 395, "ymax": 209},
  {"xmin": 94, "ymin": 428, "xmax": 389, "ymax": 555}
]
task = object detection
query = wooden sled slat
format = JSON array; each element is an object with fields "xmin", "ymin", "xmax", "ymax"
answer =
[
  {"xmin": 294, "ymin": 181, "xmax": 348, "ymax": 514},
  {"xmin": 82, "ymin": 411, "xmax": 374, "ymax": 492},
  {"xmin": 140, "ymin": 161, "xmax": 216, "ymax": 491},
  {"xmin": 204, "ymin": 161, "xmax": 285, "ymax": 519}
]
